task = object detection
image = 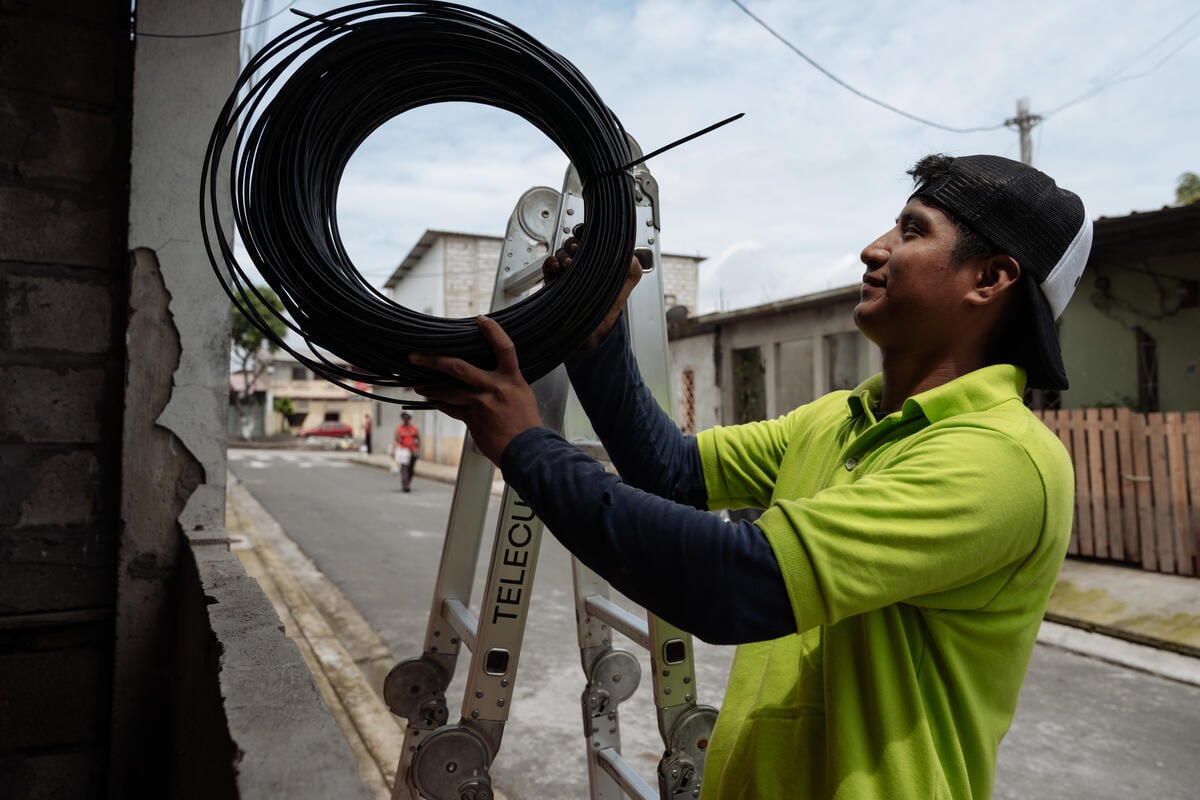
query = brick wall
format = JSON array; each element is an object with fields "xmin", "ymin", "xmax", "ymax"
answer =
[
  {"xmin": 0, "ymin": 2, "xmax": 132, "ymax": 795},
  {"xmin": 661, "ymin": 254, "xmax": 701, "ymax": 315},
  {"xmin": 442, "ymin": 233, "xmax": 503, "ymax": 317}
]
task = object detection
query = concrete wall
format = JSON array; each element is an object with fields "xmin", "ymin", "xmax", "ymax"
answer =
[
  {"xmin": 444, "ymin": 233, "xmax": 503, "ymax": 318},
  {"xmin": 661, "ymin": 253, "xmax": 701, "ymax": 316},
  {"xmin": 2, "ymin": 2, "xmax": 373, "ymax": 797},
  {"xmin": 670, "ymin": 290, "xmax": 879, "ymax": 426},
  {"xmin": 392, "ymin": 237, "xmax": 446, "ymax": 316},
  {"xmin": 0, "ymin": 3, "xmax": 133, "ymax": 795},
  {"xmin": 1060, "ymin": 256, "xmax": 1200, "ymax": 411},
  {"xmin": 669, "ymin": 332, "xmax": 720, "ymax": 433}
]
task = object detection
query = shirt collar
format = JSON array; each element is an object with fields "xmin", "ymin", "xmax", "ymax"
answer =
[{"xmin": 846, "ymin": 364, "xmax": 1027, "ymax": 425}]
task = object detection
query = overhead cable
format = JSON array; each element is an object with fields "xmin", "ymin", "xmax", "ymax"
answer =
[
  {"xmin": 135, "ymin": 0, "xmax": 298, "ymax": 39},
  {"xmin": 727, "ymin": 0, "xmax": 1005, "ymax": 134},
  {"xmin": 1042, "ymin": 9, "xmax": 1200, "ymax": 118}
]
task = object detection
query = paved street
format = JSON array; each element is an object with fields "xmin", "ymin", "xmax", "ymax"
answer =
[{"xmin": 230, "ymin": 449, "xmax": 1200, "ymax": 800}]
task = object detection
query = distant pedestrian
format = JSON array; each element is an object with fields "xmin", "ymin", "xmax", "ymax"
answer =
[
  {"xmin": 364, "ymin": 413, "xmax": 373, "ymax": 454},
  {"xmin": 392, "ymin": 412, "xmax": 420, "ymax": 492}
]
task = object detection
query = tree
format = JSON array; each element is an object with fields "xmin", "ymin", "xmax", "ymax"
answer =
[
  {"xmin": 1176, "ymin": 172, "xmax": 1200, "ymax": 206},
  {"xmin": 231, "ymin": 286, "xmax": 288, "ymax": 439}
]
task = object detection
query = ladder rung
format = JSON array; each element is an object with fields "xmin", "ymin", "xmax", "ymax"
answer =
[
  {"xmin": 583, "ymin": 595, "xmax": 650, "ymax": 650},
  {"xmin": 441, "ymin": 598, "xmax": 478, "ymax": 651},
  {"xmin": 498, "ymin": 260, "xmax": 546, "ymax": 297},
  {"xmin": 596, "ymin": 747, "xmax": 657, "ymax": 800}
]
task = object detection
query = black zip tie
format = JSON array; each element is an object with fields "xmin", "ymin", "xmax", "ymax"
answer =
[{"xmin": 602, "ymin": 112, "xmax": 745, "ymax": 178}]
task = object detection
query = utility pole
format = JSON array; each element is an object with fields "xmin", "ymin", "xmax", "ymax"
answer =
[
  {"xmin": 1004, "ymin": 97, "xmax": 1042, "ymax": 166},
  {"xmin": 1005, "ymin": 97, "xmax": 1050, "ymax": 409}
]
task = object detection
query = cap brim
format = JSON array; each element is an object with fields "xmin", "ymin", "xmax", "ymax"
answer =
[{"xmin": 1020, "ymin": 278, "xmax": 1069, "ymax": 391}]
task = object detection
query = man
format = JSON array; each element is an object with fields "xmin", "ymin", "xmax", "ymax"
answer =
[
  {"xmin": 411, "ymin": 154, "xmax": 1092, "ymax": 798},
  {"xmin": 392, "ymin": 411, "xmax": 421, "ymax": 492}
]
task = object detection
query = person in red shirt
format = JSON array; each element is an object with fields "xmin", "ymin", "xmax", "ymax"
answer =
[{"xmin": 392, "ymin": 412, "xmax": 421, "ymax": 492}]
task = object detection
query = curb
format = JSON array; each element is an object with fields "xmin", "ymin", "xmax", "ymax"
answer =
[
  {"xmin": 1036, "ymin": 620, "xmax": 1200, "ymax": 688},
  {"xmin": 229, "ymin": 475, "xmax": 402, "ymax": 799},
  {"xmin": 228, "ymin": 473, "xmax": 512, "ymax": 800}
]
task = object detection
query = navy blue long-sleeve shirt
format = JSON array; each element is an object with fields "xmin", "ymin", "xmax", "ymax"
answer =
[{"xmin": 498, "ymin": 317, "xmax": 792, "ymax": 644}]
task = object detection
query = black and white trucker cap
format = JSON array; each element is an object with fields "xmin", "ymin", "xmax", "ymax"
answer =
[{"xmin": 909, "ymin": 154, "xmax": 1093, "ymax": 391}]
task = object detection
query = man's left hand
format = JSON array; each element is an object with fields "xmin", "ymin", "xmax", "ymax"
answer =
[{"xmin": 410, "ymin": 315, "xmax": 543, "ymax": 464}]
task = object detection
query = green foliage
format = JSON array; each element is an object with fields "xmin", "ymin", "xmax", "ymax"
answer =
[
  {"xmin": 1176, "ymin": 171, "xmax": 1200, "ymax": 206},
  {"xmin": 273, "ymin": 396, "xmax": 294, "ymax": 416},
  {"xmin": 231, "ymin": 286, "xmax": 288, "ymax": 359}
]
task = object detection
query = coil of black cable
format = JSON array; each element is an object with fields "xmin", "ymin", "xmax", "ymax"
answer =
[{"xmin": 201, "ymin": 1, "xmax": 636, "ymax": 400}]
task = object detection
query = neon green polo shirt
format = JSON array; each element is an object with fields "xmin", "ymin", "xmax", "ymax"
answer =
[{"xmin": 696, "ymin": 364, "xmax": 1073, "ymax": 799}]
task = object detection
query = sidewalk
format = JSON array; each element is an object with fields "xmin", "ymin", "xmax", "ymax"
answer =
[{"xmin": 1040, "ymin": 559, "xmax": 1200, "ymax": 685}]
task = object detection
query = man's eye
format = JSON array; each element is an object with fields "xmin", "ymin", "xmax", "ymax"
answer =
[{"xmin": 902, "ymin": 221, "xmax": 921, "ymax": 236}]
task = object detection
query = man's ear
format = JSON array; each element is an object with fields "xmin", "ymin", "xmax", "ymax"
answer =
[{"xmin": 966, "ymin": 254, "xmax": 1020, "ymax": 307}]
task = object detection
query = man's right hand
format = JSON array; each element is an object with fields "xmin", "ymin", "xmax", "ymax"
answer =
[{"xmin": 543, "ymin": 223, "xmax": 643, "ymax": 351}]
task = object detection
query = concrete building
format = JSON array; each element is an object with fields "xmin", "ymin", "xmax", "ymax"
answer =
[
  {"xmin": 1059, "ymin": 205, "xmax": 1200, "ymax": 411},
  {"xmin": 379, "ymin": 229, "xmax": 705, "ymax": 465},
  {"xmin": 667, "ymin": 286, "xmax": 881, "ymax": 431},
  {"xmin": 259, "ymin": 350, "xmax": 372, "ymax": 438}
]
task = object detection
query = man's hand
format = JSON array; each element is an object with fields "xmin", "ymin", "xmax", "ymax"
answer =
[
  {"xmin": 410, "ymin": 316, "xmax": 543, "ymax": 464},
  {"xmin": 543, "ymin": 224, "xmax": 643, "ymax": 350}
]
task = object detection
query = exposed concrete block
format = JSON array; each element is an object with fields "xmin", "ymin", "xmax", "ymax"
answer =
[
  {"xmin": 0, "ymin": 447, "xmax": 100, "ymax": 527},
  {"xmin": 0, "ymin": 366, "xmax": 105, "ymax": 443},
  {"xmin": 0, "ymin": 14, "xmax": 120, "ymax": 105},
  {"xmin": 0, "ymin": 527, "xmax": 113, "ymax": 613},
  {"xmin": 0, "ymin": 184, "xmax": 112, "ymax": 267},
  {"xmin": 0, "ymin": 94, "xmax": 116, "ymax": 183},
  {"xmin": 2, "ymin": 272, "xmax": 112, "ymax": 353},
  {"xmin": 0, "ymin": 646, "xmax": 105, "ymax": 750},
  {"xmin": 0, "ymin": 748, "xmax": 100, "ymax": 799}
]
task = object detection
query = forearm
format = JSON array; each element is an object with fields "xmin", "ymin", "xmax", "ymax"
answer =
[
  {"xmin": 500, "ymin": 427, "xmax": 793, "ymax": 645},
  {"xmin": 565, "ymin": 318, "xmax": 706, "ymax": 508}
]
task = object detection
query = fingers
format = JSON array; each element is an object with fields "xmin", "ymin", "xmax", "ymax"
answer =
[
  {"xmin": 409, "ymin": 352, "xmax": 492, "ymax": 389},
  {"xmin": 543, "ymin": 236, "xmax": 580, "ymax": 282},
  {"xmin": 408, "ymin": 316, "xmax": 519, "ymax": 390},
  {"xmin": 474, "ymin": 315, "xmax": 520, "ymax": 374},
  {"xmin": 542, "ymin": 224, "xmax": 586, "ymax": 283}
]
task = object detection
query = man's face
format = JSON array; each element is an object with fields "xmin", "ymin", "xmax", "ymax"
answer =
[{"xmin": 854, "ymin": 198, "xmax": 981, "ymax": 350}]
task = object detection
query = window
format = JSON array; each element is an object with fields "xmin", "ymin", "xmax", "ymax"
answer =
[
  {"xmin": 681, "ymin": 369, "xmax": 695, "ymax": 433},
  {"xmin": 1135, "ymin": 326, "xmax": 1159, "ymax": 412},
  {"xmin": 291, "ymin": 366, "xmax": 308, "ymax": 381},
  {"xmin": 732, "ymin": 347, "xmax": 766, "ymax": 423}
]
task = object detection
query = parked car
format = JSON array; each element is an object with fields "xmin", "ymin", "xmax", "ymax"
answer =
[{"xmin": 297, "ymin": 420, "xmax": 353, "ymax": 440}]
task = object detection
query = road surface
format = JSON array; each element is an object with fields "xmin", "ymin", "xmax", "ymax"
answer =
[{"xmin": 230, "ymin": 449, "xmax": 1200, "ymax": 800}]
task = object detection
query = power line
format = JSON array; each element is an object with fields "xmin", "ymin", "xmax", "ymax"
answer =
[
  {"xmin": 731, "ymin": 0, "xmax": 1200, "ymax": 135},
  {"xmin": 1042, "ymin": 10, "xmax": 1200, "ymax": 118},
  {"xmin": 135, "ymin": 0, "xmax": 297, "ymax": 39},
  {"xmin": 728, "ymin": 0, "xmax": 1005, "ymax": 134}
]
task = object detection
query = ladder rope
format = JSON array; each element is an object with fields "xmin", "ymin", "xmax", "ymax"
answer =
[{"xmin": 201, "ymin": 1, "xmax": 638, "ymax": 400}]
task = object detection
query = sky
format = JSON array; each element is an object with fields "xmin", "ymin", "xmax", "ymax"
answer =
[{"xmin": 240, "ymin": 0, "xmax": 1200, "ymax": 315}]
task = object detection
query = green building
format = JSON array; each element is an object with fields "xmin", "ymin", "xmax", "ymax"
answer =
[{"xmin": 1060, "ymin": 204, "xmax": 1200, "ymax": 412}]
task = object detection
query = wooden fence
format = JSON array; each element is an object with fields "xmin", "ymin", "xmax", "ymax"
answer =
[{"xmin": 1035, "ymin": 408, "xmax": 1200, "ymax": 577}]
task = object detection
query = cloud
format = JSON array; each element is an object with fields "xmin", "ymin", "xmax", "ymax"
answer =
[{"xmin": 248, "ymin": 0, "xmax": 1200, "ymax": 316}]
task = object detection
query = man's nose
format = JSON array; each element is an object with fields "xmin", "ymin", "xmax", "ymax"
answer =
[{"xmin": 860, "ymin": 237, "xmax": 888, "ymax": 268}]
